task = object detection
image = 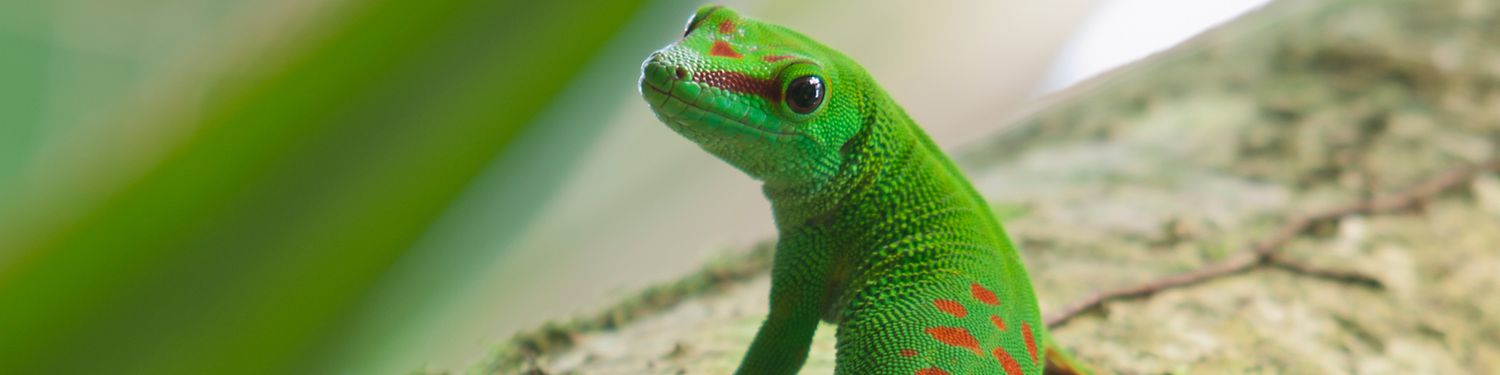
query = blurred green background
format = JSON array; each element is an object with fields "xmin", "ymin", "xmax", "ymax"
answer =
[{"xmin": 0, "ymin": 0, "xmax": 1118, "ymax": 373}]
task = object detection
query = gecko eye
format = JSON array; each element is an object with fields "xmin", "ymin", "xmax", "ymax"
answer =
[
  {"xmin": 684, "ymin": 6, "xmax": 722, "ymax": 37},
  {"xmin": 784, "ymin": 75, "xmax": 825, "ymax": 114}
]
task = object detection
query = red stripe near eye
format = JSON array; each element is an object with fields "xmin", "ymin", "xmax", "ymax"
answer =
[
  {"xmin": 691, "ymin": 70, "xmax": 777, "ymax": 102},
  {"xmin": 710, "ymin": 40, "xmax": 742, "ymax": 58}
]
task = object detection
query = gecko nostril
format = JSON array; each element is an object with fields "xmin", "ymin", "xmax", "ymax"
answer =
[{"xmin": 674, "ymin": 67, "xmax": 689, "ymax": 80}]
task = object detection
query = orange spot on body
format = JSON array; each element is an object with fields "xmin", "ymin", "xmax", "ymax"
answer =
[
  {"xmin": 916, "ymin": 367, "xmax": 950, "ymax": 375},
  {"xmin": 933, "ymin": 299, "xmax": 967, "ymax": 318},
  {"xmin": 718, "ymin": 19, "xmax": 735, "ymax": 34},
  {"xmin": 924, "ymin": 327, "xmax": 983, "ymax": 356},
  {"xmin": 762, "ymin": 55, "xmax": 795, "ymax": 62},
  {"xmin": 990, "ymin": 315, "xmax": 1007, "ymax": 331},
  {"xmin": 900, "ymin": 348, "xmax": 918, "ymax": 357},
  {"xmin": 1022, "ymin": 323, "xmax": 1039, "ymax": 364},
  {"xmin": 971, "ymin": 283, "xmax": 999, "ymax": 305},
  {"xmin": 710, "ymin": 40, "xmax": 742, "ymax": 58},
  {"xmin": 993, "ymin": 347, "xmax": 1025, "ymax": 375}
]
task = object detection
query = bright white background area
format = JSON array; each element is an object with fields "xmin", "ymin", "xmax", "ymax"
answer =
[{"xmin": 1040, "ymin": 0, "xmax": 1271, "ymax": 92}]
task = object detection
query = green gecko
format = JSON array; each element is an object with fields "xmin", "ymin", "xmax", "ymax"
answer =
[{"xmin": 640, "ymin": 6, "xmax": 1092, "ymax": 375}]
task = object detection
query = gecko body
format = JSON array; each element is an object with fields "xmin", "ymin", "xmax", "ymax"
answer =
[{"xmin": 640, "ymin": 6, "xmax": 1091, "ymax": 374}]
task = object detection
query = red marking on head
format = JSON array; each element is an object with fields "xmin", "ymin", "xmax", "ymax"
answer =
[
  {"xmin": 762, "ymin": 55, "xmax": 795, "ymax": 62},
  {"xmin": 718, "ymin": 19, "xmax": 735, "ymax": 34},
  {"xmin": 710, "ymin": 40, "xmax": 742, "ymax": 58},
  {"xmin": 993, "ymin": 348, "xmax": 1025, "ymax": 375},
  {"xmin": 691, "ymin": 70, "xmax": 778, "ymax": 102},
  {"xmin": 924, "ymin": 327, "xmax": 983, "ymax": 356},
  {"xmin": 916, "ymin": 368, "xmax": 950, "ymax": 375},
  {"xmin": 990, "ymin": 315, "xmax": 1007, "ymax": 331},
  {"xmin": 899, "ymin": 349, "xmax": 918, "ymax": 357},
  {"xmin": 971, "ymin": 283, "xmax": 1000, "ymax": 305},
  {"xmin": 933, "ymin": 299, "xmax": 967, "ymax": 318},
  {"xmin": 1022, "ymin": 323, "xmax": 1039, "ymax": 364}
]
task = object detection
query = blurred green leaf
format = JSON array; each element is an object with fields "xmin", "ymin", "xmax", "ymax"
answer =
[
  {"xmin": 323, "ymin": 0, "xmax": 699, "ymax": 371},
  {"xmin": 0, "ymin": 0, "xmax": 649, "ymax": 373}
]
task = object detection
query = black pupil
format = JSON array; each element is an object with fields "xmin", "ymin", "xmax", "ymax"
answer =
[{"xmin": 785, "ymin": 75, "xmax": 825, "ymax": 114}]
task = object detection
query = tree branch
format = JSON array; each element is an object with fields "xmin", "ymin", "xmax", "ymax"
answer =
[{"xmin": 1046, "ymin": 158, "xmax": 1500, "ymax": 329}]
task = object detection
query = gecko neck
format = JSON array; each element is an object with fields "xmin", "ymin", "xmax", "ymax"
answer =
[{"xmin": 763, "ymin": 100, "xmax": 962, "ymax": 232}]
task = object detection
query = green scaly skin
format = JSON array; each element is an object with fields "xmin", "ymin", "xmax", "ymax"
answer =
[{"xmin": 640, "ymin": 6, "xmax": 1092, "ymax": 375}]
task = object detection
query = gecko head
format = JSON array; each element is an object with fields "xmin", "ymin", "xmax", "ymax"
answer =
[{"xmin": 641, "ymin": 5, "xmax": 870, "ymax": 186}]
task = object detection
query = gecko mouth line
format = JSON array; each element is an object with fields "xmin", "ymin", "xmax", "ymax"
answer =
[{"xmin": 642, "ymin": 75, "xmax": 807, "ymax": 140}]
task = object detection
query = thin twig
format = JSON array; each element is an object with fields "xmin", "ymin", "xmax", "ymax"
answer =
[
  {"xmin": 1046, "ymin": 158, "xmax": 1500, "ymax": 329},
  {"xmin": 1265, "ymin": 253, "xmax": 1382, "ymax": 288}
]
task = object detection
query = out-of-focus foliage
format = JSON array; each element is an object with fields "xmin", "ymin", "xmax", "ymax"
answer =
[{"xmin": 0, "ymin": 0, "xmax": 657, "ymax": 373}]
